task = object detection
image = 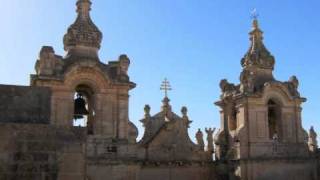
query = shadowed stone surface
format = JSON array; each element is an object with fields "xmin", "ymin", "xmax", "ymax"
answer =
[{"xmin": 0, "ymin": 85, "xmax": 51, "ymax": 124}]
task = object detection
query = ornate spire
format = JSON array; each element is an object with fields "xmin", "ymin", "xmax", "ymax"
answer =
[
  {"xmin": 63, "ymin": 0, "xmax": 102, "ymax": 58},
  {"xmin": 160, "ymin": 79, "xmax": 172, "ymax": 117},
  {"xmin": 241, "ymin": 15, "xmax": 275, "ymax": 70}
]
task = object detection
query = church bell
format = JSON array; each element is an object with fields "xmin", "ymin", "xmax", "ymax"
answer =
[{"xmin": 74, "ymin": 93, "xmax": 89, "ymax": 119}]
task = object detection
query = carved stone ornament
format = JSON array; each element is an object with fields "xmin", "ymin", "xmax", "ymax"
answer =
[
  {"xmin": 219, "ymin": 79, "xmax": 236, "ymax": 98},
  {"xmin": 286, "ymin": 75, "xmax": 300, "ymax": 97},
  {"xmin": 63, "ymin": 0, "xmax": 102, "ymax": 51},
  {"xmin": 241, "ymin": 19, "xmax": 275, "ymax": 70}
]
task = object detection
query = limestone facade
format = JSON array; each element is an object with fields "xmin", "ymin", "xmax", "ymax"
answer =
[
  {"xmin": 214, "ymin": 19, "xmax": 318, "ymax": 180},
  {"xmin": 0, "ymin": 0, "xmax": 319, "ymax": 180}
]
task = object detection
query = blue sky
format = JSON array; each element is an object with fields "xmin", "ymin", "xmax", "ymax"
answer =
[{"xmin": 0, "ymin": 0, "xmax": 319, "ymax": 140}]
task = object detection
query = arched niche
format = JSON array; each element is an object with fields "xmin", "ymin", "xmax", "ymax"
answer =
[
  {"xmin": 267, "ymin": 99, "xmax": 282, "ymax": 140},
  {"xmin": 62, "ymin": 66, "xmax": 110, "ymax": 135},
  {"xmin": 73, "ymin": 84, "xmax": 95, "ymax": 134},
  {"xmin": 262, "ymin": 86, "xmax": 288, "ymax": 141},
  {"xmin": 262, "ymin": 84, "xmax": 304, "ymax": 143}
]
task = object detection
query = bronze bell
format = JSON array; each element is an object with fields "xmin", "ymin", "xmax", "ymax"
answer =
[{"xmin": 74, "ymin": 93, "xmax": 89, "ymax": 119}]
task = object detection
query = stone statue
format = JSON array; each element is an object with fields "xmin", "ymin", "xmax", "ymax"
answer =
[
  {"xmin": 181, "ymin": 106, "xmax": 188, "ymax": 117},
  {"xmin": 287, "ymin": 75, "xmax": 300, "ymax": 97},
  {"xmin": 144, "ymin": 104, "xmax": 151, "ymax": 118},
  {"xmin": 308, "ymin": 126, "xmax": 318, "ymax": 152},
  {"xmin": 272, "ymin": 131, "xmax": 279, "ymax": 153},
  {"xmin": 140, "ymin": 105, "xmax": 151, "ymax": 127},
  {"xmin": 195, "ymin": 129, "xmax": 204, "ymax": 151},
  {"xmin": 272, "ymin": 132, "xmax": 279, "ymax": 142},
  {"xmin": 219, "ymin": 79, "xmax": 236, "ymax": 98},
  {"xmin": 205, "ymin": 128, "xmax": 216, "ymax": 153},
  {"xmin": 119, "ymin": 54, "xmax": 130, "ymax": 75},
  {"xmin": 289, "ymin": 75, "xmax": 299, "ymax": 89},
  {"xmin": 181, "ymin": 106, "xmax": 191, "ymax": 128}
]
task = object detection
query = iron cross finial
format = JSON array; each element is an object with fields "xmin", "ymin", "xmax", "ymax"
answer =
[
  {"xmin": 160, "ymin": 78, "xmax": 172, "ymax": 98},
  {"xmin": 251, "ymin": 8, "xmax": 259, "ymax": 20}
]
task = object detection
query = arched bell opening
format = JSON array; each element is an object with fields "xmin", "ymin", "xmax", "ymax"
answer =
[
  {"xmin": 73, "ymin": 84, "xmax": 95, "ymax": 135},
  {"xmin": 267, "ymin": 99, "xmax": 282, "ymax": 141},
  {"xmin": 228, "ymin": 109, "xmax": 237, "ymax": 131}
]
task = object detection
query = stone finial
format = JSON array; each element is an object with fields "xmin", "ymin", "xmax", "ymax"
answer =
[
  {"xmin": 36, "ymin": 46, "xmax": 57, "ymax": 76},
  {"xmin": 205, "ymin": 128, "xmax": 216, "ymax": 153},
  {"xmin": 289, "ymin": 75, "xmax": 299, "ymax": 89},
  {"xmin": 308, "ymin": 126, "xmax": 318, "ymax": 152},
  {"xmin": 140, "ymin": 105, "xmax": 151, "ymax": 127},
  {"xmin": 196, "ymin": 129, "xmax": 205, "ymax": 151},
  {"xmin": 219, "ymin": 79, "xmax": 236, "ymax": 98},
  {"xmin": 286, "ymin": 75, "xmax": 300, "ymax": 97},
  {"xmin": 240, "ymin": 18, "xmax": 275, "ymax": 70},
  {"xmin": 219, "ymin": 79, "xmax": 228, "ymax": 92},
  {"xmin": 119, "ymin": 54, "xmax": 130, "ymax": 75},
  {"xmin": 181, "ymin": 106, "xmax": 188, "ymax": 117},
  {"xmin": 144, "ymin": 104, "xmax": 151, "ymax": 118},
  {"xmin": 39, "ymin": 46, "xmax": 55, "ymax": 59},
  {"xmin": 63, "ymin": 0, "xmax": 102, "ymax": 57}
]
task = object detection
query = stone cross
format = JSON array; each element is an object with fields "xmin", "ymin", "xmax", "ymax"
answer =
[
  {"xmin": 160, "ymin": 78, "xmax": 172, "ymax": 98},
  {"xmin": 251, "ymin": 8, "xmax": 259, "ymax": 20}
]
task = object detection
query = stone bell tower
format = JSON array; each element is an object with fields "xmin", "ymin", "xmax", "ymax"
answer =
[
  {"xmin": 31, "ymin": 0, "xmax": 137, "ymax": 141},
  {"xmin": 214, "ymin": 17, "xmax": 318, "ymax": 180}
]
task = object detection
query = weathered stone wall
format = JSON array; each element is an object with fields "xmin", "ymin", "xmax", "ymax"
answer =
[
  {"xmin": 138, "ymin": 165, "xmax": 214, "ymax": 180},
  {"xmin": 239, "ymin": 159, "xmax": 317, "ymax": 180},
  {"xmin": 86, "ymin": 164, "xmax": 216, "ymax": 180},
  {"xmin": 0, "ymin": 85, "xmax": 51, "ymax": 124},
  {"xmin": 0, "ymin": 123, "xmax": 86, "ymax": 180}
]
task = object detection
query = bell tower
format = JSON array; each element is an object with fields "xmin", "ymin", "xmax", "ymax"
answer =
[
  {"xmin": 31, "ymin": 0, "xmax": 137, "ymax": 141},
  {"xmin": 214, "ymin": 16, "xmax": 317, "ymax": 180}
]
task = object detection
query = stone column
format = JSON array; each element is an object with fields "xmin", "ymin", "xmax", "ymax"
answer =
[{"xmin": 117, "ymin": 92, "xmax": 129, "ymax": 140}]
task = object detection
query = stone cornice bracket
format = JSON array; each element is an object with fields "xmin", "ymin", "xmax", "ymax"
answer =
[{"xmin": 63, "ymin": 0, "xmax": 103, "ymax": 58}]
